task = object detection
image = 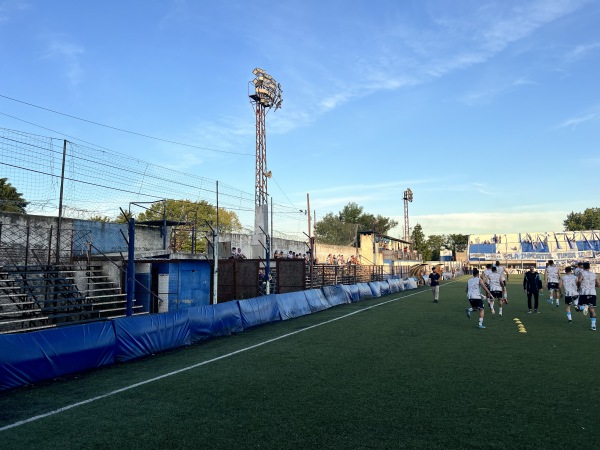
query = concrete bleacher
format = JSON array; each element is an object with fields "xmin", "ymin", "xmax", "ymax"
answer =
[{"xmin": 0, "ymin": 264, "xmax": 145, "ymax": 334}]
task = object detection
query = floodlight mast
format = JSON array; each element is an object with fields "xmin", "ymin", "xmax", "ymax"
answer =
[
  {"xmin": 249, "ymin": 67, "xmax": 283, "ymax": 207},
  {"xmin": 403, "ymin": 188, "xmax": 413, "ymax": 242}
]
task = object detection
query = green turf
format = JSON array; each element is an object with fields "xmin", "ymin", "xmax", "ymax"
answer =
[{"xmin": 1, "ymin": 277, "xmax": 599, "ymax": 449}]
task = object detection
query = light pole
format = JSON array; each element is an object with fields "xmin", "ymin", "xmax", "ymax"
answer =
[{"xmin": 403, "ymin": 188, "xmax": 413, "ymax": 242}]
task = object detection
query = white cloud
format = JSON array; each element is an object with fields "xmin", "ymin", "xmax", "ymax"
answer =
[
  {"xmin": 556, "ymin": 108, "xmax": 600, "ymax": 129},
  {"xmin": 42, "ymin": 39, "xmax": 85, "ymax": 86}
]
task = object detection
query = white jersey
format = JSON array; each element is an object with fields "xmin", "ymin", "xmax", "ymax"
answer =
[
  {"xmin": 489, "ymin": 272, "xmax": 503, "ymax": 292},
  {"xmin": 467, "ymin": 277, "xmax": 482, "ymax": 299},
  {"xmin": 561, "ymin": 274, "xmax": 579, "ymax": 297},
  {"xmin": 546, "ymin": 266, "xmax": 559, "ymax": 283},
  {"xmin": 496, "ymin": 265, "xmax": 506, "ymax": 281},
  {"xmin": 482, "ymin": 269, "xmax": 492, "ymax": 285},
  {"xmin": 579, "ymin": 271, "xmax": 597, "ymax": 296}
]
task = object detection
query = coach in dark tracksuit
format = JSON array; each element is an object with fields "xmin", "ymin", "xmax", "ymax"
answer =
[{"xmin": 523, "ymin": 266, "xmax": 543, "ymax": 313}]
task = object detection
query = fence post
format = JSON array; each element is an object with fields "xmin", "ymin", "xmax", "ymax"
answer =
[{"xmin": 126, "ymin": 218, "xmax": 135, "ymax": 317}]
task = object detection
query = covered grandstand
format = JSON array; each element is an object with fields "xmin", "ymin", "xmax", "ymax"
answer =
[{"xmin": 466, "ymin": 230, "xmax": 600, "ymax": 272}]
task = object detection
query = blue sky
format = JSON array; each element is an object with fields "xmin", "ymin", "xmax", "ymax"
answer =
[{"xmin": 1, "ymin": 0, "xmax": 599, "ymax": 239}]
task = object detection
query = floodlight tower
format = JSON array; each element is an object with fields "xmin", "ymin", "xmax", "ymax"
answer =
[
  {"xmin": 403, "ymin": 188, "xmax": 413, "ymax": 241},
  {"xmin": 248, "ymin": 68, "xmax": 283, "ymax": 259},
  {"xmin": 249, "ymin": 68, "xmax": 283, "ymax": 207}
]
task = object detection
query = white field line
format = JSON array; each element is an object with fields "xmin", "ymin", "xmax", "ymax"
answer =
[{"xmin": 0, "ymin": 282, "xmax": 457, "ymax": 432}]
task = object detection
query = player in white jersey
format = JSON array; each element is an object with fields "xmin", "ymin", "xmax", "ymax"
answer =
[
  {"xmin": 544, "ymin": 260, "xmax": 560, "ymax": 307},
  {"xmin": 495, "ymin": 259, "xmax": 509, "ymax": 304},
  {"xmin": 465, "ymin": 268, "xmax": 493, "ymax": 329},
  {"xmin": 481, "ymin": 263, "xmax": 494, "ymax": 312},
  {"xmin": 577, "ymin": 262, "xmax": 599, "ymax": 330},
  {"xmin": 488, "ymin": 266, "xmax": 504, "ymax": 316},
  {"xmin": 559, "ymin": 266, "xmax": 579, "ymax": 323},
  {"xmin": 573, "ymin": 261, "xmax": 583, "ymax": 308}
]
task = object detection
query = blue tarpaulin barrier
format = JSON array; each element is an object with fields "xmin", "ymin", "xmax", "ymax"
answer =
[
  {"xmin": 304, "ymin": 289, "xmax": 330, "ymax": 312},
  {"xmin": 276, "ymin": 291, "xmax": 312, "ymax": 320},
  {"xmin": 187, "ymin": 302, "xmax": 243, "ymax": 342},
  {"xmin": 368, "ymin": 281, "xmax": 382, "ymax": 298},
  {"xmin": 0, "ymin": 322, "xmax": 116, "ymax": 390},
  {"xmin": 341, "ymin": 284, "xmax": 361, "ymax": 302},
  {"xmin": 379, "ymin": 280, "xmax": 391, "ymax": 296},
  {"xmin": 357, "ymin": 282, "xmax": 373, "ymax": 300},
  {"xmin": 387, "ymin": 278, "xmax": 399, "ymax": 293},
  {"xmin": 238, "ymin": 295, "xmax": 281, "ymax": 329},
  {"xmin": 113, "ymin": 310, "xmax": 191, "ymax": 362},
  {"xmin": 321, "ymin": 285, "xmax": 351, "ymax": 307}
]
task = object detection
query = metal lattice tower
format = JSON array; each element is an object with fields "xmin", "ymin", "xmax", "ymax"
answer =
[
  {"xmin": 403, "ymin": 188, "xmax": 413, "ymax": 241},
  {"xmin": 249, "ymin": 68, "xmax": 283, "ymax": 206}
]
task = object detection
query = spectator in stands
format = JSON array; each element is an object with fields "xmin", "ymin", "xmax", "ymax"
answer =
[
  {"xmin": 236, "ymin": 247, "xmax": 246, "ymax": 259},
  {"xmin": 231, "ymin": 247, "xmax": 237, "ymax": 259},
  {"xmin": 288, "ymin": 251, "xmax": 294, "ymax": 259}
]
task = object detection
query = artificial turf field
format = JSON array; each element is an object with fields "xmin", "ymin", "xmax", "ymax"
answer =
[{"xmin": 1, "ymin": 276, "xmax": 599, "ymax": 449}]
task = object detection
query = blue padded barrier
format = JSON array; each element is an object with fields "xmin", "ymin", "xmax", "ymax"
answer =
[
  {"xmin": 368, "ymin": 281, "xmax": 382, "ymax": 298},
  {"xmin": 379, "ymin": 280, "xmax": 391, "ymax": 296},
  {"xmin": 357, "ymin": 282, "xmax": 373, "ymax": 300},
  {"xmin": 406, "ymin": 278, "xmax": 418, "ymax": 289},
  {"xmin": 398, "ymin": 279, "xmax": 406, "ymax": 291},
  {"xmin": 342, "ymin": 284, "xmax": 360, "ymax": 302},
  {"xmin": 276, "ymin": 291, "xmax": 312, "ymax": 320},
  {"xmin": 187, "ymin": 302, "xmax": 243, "ymax": 342},
  {"xmin": 113, "ymin": 310, "xmax": 191, "ymax": 362},
  {"xmin": 321, "ymin": 285, "xmax": 351, "ymax": 307},
  {"xmin": 304, "ymin": 288, "xmax": 331, "ymax": 312},
  {"xmin": 238, "ymin": 295, "xmax": 281, "ymax": 329},
  {"xmin": 387, "ymin": 278, "xmax": 398, "ymax": 293},
  {"xmin": 0, "ymin": 321, "xmax": 116, "ymax": 390}
]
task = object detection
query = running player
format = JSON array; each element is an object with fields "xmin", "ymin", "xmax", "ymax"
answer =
[
  {"xmin": 495, "ymin": 259, "xmax": 509, "ymax": 307},
  {"xmin": 487, "ymin": 266, "xmax": 504, "ymax": 316},
  {"xmin": 559, "ymin": 266, "xmax": 578, "ymax": 323},
  {"xmin": 466, "ymin": 268, "xmax": 493, "ymax": 329},
  {"xmin": 577, "ymin": 262, "xmax": 599, "ymax": 331},
  {"xmin": 573, "ymin": 261, "xmax": 584, "ymax": 310},
  {"xmin": 481, "ymin": 263, "xmax": 494, "ymax": 314},
  {"xmin": 544, "ymin": 260, "xmax": 560, "ymax": 307}
]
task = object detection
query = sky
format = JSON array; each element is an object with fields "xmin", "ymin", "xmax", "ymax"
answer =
[{"xmin": 1, "ymin": 0, "xmax": 599, "ymax": 240}]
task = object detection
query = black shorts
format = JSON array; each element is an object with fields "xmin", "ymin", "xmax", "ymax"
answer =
[
  {"xmin": 565, "ymin": 295, "xmax": 578, "ymax": 305},
  {"xmin": 469, "ymin": 298, "xmax": 484, "ymax": 310},
  {"xmin": 491, "ymin": 291, "xmax": 502, "ymax": 299},
  {"xmin": 579, "ymin": 295, "xmax": 597, "ymax": 307},
  {"xmin": 547, "ymin": 282, "xmax": 559, "ymax": 290}
]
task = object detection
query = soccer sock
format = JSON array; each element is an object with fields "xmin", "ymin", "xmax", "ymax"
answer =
[
  {"xmin": 478, "ymin": 318, "xmax": 483, "ymax": 326},
  {"xmin": 567, "ymin": 312, "xmax": 572, "ymax": 321},
  {"xmin": 499, "ymin": 307, "xmax": 503, "ymax": 315},
  {"xmin": 592, "ymin": 318, "xmax": 597, "ymax": 327},
  {"xmin": 468, "ymin": 307, "xmax": 473, "ymax": 312}
]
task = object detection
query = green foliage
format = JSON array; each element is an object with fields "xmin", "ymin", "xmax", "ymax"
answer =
[
  {"xmin": 133, "ymin": 199, "xmax": 242, "ymax": 252},
  {"xmin": 0, "ymin": 178, "xmax": 28, "ymax": 213},
  {"xmin": 563, "ymin": 208, "xmax": 600, "ymax": 231},
  {"xmin": 426, "ymin": 234, "xmax": 446, "ymax": 260},
  {"xmin": 314, "ymin": 212, "xmax": 357, "ymax": 245},
  {"xmin": 315, "ymin": 202, "xmax": 399, "ymax": 245},
  {"xmin": 87, "ymin": 215, "xmax": 114, "ymax": 223},
  {"xmin": 446, "ymin": 233, "xmax": 469, "ymax": 253},
  {"xmin": 410, "ymin": 223, "xmax": 430, "ymax": 260}
]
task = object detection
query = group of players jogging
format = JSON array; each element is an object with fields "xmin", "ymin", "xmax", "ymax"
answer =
[{"xmin": 466, "ymin": 259, "xmax": 598, "ymax": 331}]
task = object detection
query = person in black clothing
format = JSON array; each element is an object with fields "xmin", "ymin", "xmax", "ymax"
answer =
[
  {"xmin": 523, "ymin": 266, "xmax": 543, "ymax": 313},
  {"xmin": 429, "ymin": 268, "xmax": 441, "ymax": 303}
]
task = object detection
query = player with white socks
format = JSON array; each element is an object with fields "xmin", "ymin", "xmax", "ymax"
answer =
[
  {"xmin": 577, "ymin": 262, "xmax": 599, "ymax": 331},
  {"xmin": 481, "ymin": 263, "xmax": 494, "ymax": 314},
  {"xmin": 495, "ymin": 260, "xmax": 509, "ymax": 312},
  {"xmin": 488, "ymin": 266, "xmax": 504, "ymax": 316},
  {"xmin": 559, "ymin": 266, "xmax": 579, "ymax": 323},
  {"xmin": 466, "ymin": 268, "xmax": 493, "ymax": 329},
  {"xmin": 544, "ymin": 260, "xmax": 560, "ymax": 307}
]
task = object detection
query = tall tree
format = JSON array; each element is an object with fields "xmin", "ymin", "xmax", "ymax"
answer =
[
  {"xmin": 447, "ymin": 233, "xmax": 469, "ymax": 253},
  {"xmin": 426, "ymin": 234, "xmax": 447, "ymax": 261},
  {"xmin": 564, "ymin": 208, "xmax": 600, "ymax": 231},
  {"xmin": 314, "ymin": 212, "xmax": 357, "ymax": 245},
  {"xmin": 0, "ymin": 178, "xmax": 28, "ymax": 213},
  {"xmin": 411, "ymin": 223, "xmax": 430, "ymax": 261}
]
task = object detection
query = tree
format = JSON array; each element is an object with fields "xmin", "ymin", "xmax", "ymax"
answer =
[
  {"xmin": 135, "ymin": 199, "xmax": 242, "ymax": 252},
  {"xmin": 426, "ymin": 235, "xmax": 447, "ymax": 261},
  {"xmin": 314, "ymin": 202, "xmax": 399, "ymax": 245},
  {"xmin": 411, "ymin": 223, "xmax": 430, "ymax": 261},
  {"xmin": 313, "ymin": 212, "xmax": 357, "ymax": 245},
  {"xmin": 446, "ymin": 233, "xmax": 469, "ymax": 257},
  {"xmin": 564, "ymin": 208, "xmax": 600, "ymax": 231},
  {"xmin": 0, "ymin": 178, "xmax": 28, "ymax": 213}
]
